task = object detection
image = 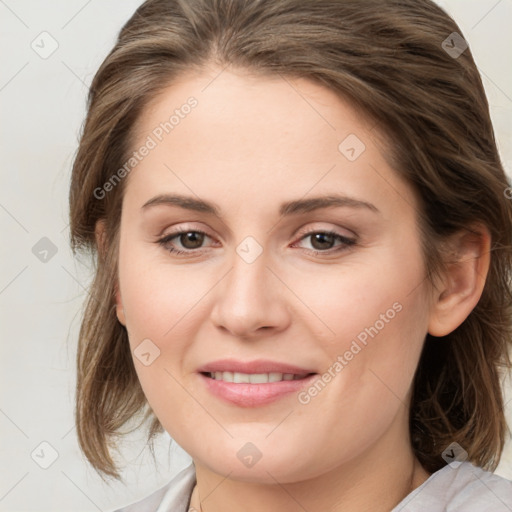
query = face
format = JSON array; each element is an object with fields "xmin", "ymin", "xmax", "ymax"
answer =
[{"xmin": 115, "ymin": 66, "xmax": 433, "ymax": 484}]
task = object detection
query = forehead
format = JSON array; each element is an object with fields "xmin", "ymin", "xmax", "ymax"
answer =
[
  {"xmin": 135, "ymin": 66, "xmax": 378, "ymax": 151},
  {"xmin": 125, "ymin": 66, "xmax": 412, "ymax": 219}
]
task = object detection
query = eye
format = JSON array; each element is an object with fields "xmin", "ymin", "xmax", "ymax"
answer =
[
  {"xmin": 157, "ymin": 229, "xmax": 214, "ymax": 255},
  {"xmin": 156, "ymin": 228, "xmax": 357, "ymax": 257},
  {"xmin": 293, "ymin": 230, "xmax": 356, "ymax": 254}
]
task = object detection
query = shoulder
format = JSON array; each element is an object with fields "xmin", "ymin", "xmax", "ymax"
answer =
[
  {"xmin": 111, "ymin": 463, "xmax": 196, "ymax": 512},
  {"xmin": 393, "ymin": 462, "xmax": 512, "ymax": 511}
]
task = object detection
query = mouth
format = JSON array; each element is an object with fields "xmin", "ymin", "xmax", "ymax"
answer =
[
  {"xmin": 202, "ymin": 371, "xmax": 313, "ymax": 383},
  {"xmin": 197, "ymin": 359, "xmax": 318, "ymax": 407}
]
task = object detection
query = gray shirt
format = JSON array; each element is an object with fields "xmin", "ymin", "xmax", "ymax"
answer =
[{"xmin": 113, "ymin": 461, "xmax": 512, "ymax": 511}]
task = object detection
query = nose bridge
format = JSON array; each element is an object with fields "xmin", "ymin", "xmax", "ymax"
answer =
[
  {"xmin": 210, "ymin": 242, "xmax": 289, "ymax": 337},
  {"xmin": 234, "ymin": 240, "xmax": 272, "ymax": 296}
]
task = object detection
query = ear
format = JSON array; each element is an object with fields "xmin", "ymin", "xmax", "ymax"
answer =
[
  {"xmin": 428, "ymin": 223, "xmax": 491, "ymax": 337},
  {"xmin": 95, "ymin": 220, "xmax": 126, "ymax": 326},
  {"xmin": 114, "ymin": 282, "xmax": 126, "ymax": 326},
  {"xmin": 94, "ymin": 219, "xmax": 107, "ymax": 257}
]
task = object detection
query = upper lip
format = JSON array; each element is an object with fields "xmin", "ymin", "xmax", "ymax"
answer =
[{"xmin": 197, "ymin": 359, "xmax": 316, "ymax": 376}]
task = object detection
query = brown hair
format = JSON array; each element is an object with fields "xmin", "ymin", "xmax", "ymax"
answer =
[{"xmin": 69, "ymin": 0, "xmax": 512, "ymax": 480}]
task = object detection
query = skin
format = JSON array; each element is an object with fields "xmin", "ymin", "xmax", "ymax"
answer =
[{"xmin": 109, "ymin": 65, "xmax": 490, "ymax": 512}]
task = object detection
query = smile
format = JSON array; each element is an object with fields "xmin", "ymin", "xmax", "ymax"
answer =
[
  {"xmin": 197, "ymin": 359, "xmax": 318, "ymax": 406},
  {"xmin": 206, "ymin": 371, "xmax": 310, "ymax": 383}
]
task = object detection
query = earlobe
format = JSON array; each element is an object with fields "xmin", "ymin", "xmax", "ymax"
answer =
[
  {"xmin": 95, "ymin": 219, "xmax": 126, "ymax": 326},
  {"xmin": 427, "ymin": 224, "xmax": 491, "ymax": 337},
  {"xmin": 115, "ymin": 283, "xmax": 126, "ymax": 326},
  {"xmin": 95, "ymin": 219, "xmax": 107, "ymax": 257}
]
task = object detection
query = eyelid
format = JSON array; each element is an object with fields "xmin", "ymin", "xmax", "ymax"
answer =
[
  {"xmin": 291, "ymin": 229, "xmax": 357, "ymax": 253},
  {"xmin": 158, "ymin": 222, "xmax": 215, "ymax": 239},
  {"xmin": 156, "ymin": 222, "xmax": 358, "ymax": 255},
  {"xmin": 293, "ymin": 223, "xmax": 357, "ymax": 242}
]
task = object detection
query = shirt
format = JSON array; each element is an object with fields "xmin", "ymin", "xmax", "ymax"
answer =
[{"xmin": 112, "ymin": 461, "xmax": 512, "ymax": 511}]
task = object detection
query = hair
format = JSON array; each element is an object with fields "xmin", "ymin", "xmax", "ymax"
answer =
[{"xmin": 69, "ymin": 0, "xmax": 512, "ymax": 480}]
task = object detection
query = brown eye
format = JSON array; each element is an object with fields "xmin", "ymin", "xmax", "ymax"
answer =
[
  {"xmin": 157, "ymin": 229, "xmax": 212, "ymax": 255},
  {"xmin": 294, "ymin": 230, "xmax": 357, "ymax": 255},
  {"xmin": 179, "ymin": 231, "xmax": 205, "ymax": 249},
  {"xmin": 309, "ymin": 232, "xmax": 336, "ymax": 251}
]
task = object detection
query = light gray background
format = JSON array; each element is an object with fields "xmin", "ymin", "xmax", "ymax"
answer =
[{"xmin": 1, "ymin": 1, "xmax": 511, "ymax": 511}]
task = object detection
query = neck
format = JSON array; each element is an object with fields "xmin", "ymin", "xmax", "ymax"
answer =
[{"xmin": 190, "ymin": 415, "xmax": 431, "ymax": 512}]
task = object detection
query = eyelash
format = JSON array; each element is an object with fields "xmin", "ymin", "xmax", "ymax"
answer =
[{"xmin": 156, "ymin": 228, "xmax": 357, "ymax": 257}]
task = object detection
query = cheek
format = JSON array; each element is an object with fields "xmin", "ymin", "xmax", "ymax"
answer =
[
  {"xmin": 287, "ymin": 247, "xmax": 429, "ymax": 463},
  {"xmin": 304, "ymin": 241, "xmax": 427, "ymax": 348},
  {"xmin": 299, "ymin": 239, "xmax": 429, "ymax": 400},
  {"xmin": 118, "ymin": 244, "xmax": 209, "ymax": 345},
  {"xmin": 117, "ymin": 253, "xmax": 205, "ymax": 432},
  {"xmin": 116, "ymin": 238, "xmax": 230, "ymax": 423}
]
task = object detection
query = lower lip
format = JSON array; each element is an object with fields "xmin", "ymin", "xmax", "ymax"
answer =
[{"xmin": 199, "ymin": 373, "xmax": 318, "ymax": 407}]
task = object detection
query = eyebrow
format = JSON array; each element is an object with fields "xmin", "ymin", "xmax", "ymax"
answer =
[{"xmin": 141, "ymin": 193, "xmax": 379, "ymax": 216}]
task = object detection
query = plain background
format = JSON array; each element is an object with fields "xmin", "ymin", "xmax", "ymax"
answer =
[{"xmin": 1, "ymin": 1, "xmax": 511, "ymax": 510}]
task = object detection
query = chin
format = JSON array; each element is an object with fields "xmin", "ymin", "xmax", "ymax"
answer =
[{"xmin": 190, "ymin": 438, "xmax": 329, "ymax": 485}]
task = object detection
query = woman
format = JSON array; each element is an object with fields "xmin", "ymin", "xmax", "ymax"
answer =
[{"xmin": 69, "ymin": 0, "xmax": 512, "ymax": 510}]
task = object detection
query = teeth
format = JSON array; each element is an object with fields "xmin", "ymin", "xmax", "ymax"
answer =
[
  {"xmin": 209, "ymin": 371, "xmax": 304, "ymax": 383},
  {"xmin": 235, "ymin": 372, "xmax": 250, "ymax": 383},
  {"xmin": 249, "ymin": 373, "xmax": 267, "ymax": 384}
]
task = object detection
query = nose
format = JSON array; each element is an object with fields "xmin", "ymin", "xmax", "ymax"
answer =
[{"xmin": 210, "ymin": 248, "xmax": 291, "ymax": 339}]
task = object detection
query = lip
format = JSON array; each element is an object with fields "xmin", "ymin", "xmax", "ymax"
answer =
[
  {"xmin": 197, "ymin": 359, "xmax": 315, "ymax": 375},
  {"xmin": 197, "ymin": 359, "xmax": 318, "ymax": 407}
]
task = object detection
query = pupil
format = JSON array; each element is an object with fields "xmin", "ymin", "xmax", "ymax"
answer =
[
  {"xmin": 181, "ymin": 232, "xmax": 204, "ymax": 249},
  {"xmin": 312, "ymin": 233, "xmax": 334, "ymax": 250}
]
